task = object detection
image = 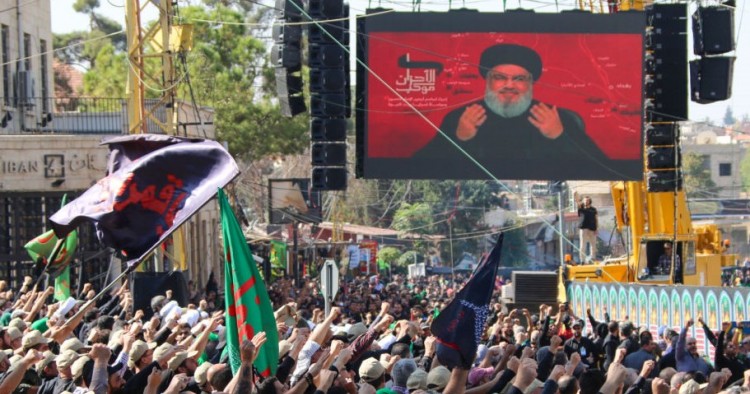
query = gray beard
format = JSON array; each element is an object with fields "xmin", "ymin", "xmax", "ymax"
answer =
[{"xmin": 484, "ymin": 87, "xmax": 533, "ymax": 118}]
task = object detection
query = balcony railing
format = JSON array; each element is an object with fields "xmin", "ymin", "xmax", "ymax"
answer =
[{"xmin": 0, "ymin": 97, "xmax": 172, "ymax": 135}]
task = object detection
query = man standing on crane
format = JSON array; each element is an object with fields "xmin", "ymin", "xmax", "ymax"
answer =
[{"xmin": 578, "ymin": 197, "xmax": 598, "ymax": 264}]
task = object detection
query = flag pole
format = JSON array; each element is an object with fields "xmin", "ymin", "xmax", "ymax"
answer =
[
  {"xmin": 63, "ymin": 260, "xmax": 140, "ymax": 326},
  {"xmin": 15, "ymin": 238, "xmax": 65, "ymax": 302}
]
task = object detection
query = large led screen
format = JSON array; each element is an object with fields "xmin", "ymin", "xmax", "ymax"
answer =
[{"xmin": 356, "ymin": 11, "xmax": 646, "ymax": 180}]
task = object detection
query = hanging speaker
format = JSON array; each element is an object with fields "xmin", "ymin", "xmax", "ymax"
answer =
[
  {"xmin": 275, "ymin": 68, "xmax": 306, "ymax": 117},
  {"xmin": 690, "ymin": 56, "xmax": 735, "ymax": 103},
  {"xmin": 692, "ymin": 6, "xmax": 735, "ymax": 56}
]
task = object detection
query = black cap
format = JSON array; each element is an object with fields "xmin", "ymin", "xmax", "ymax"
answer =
[{"xmin": 479, "ymin": 44, "xmax": 543, "ymax": 81}]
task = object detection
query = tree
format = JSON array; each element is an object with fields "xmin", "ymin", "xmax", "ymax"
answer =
[
  {"xmin": 378, "ymin": 247, "xmax": 401, "ymax": 265},
  {"xmin": 740, "ymin": 151, "xmax": 750, "ymax": 193},
  {"xmin": 177, "ymin": 4, "xmax": 308, "ymax": 159},
  {"xmin": 81, "ymin": 43, "xmax": 127, "ymax": 98},
  {"xmin": 724, "ymin": 106, "xmax": 736, "ymax": 127},
  {"xmin": 391, "ymin": 202, "xmax": 435, "ymax": 253},
  {"xmin": 57, "ymin": 2, "xmax": 309, "ymax": 160},
  {"xmin": 682, "ymin": 153, "xmax": 716, "ymax": 198},
  {"xmin": 378, "ymin": 246, "xmax": 402, "ymax": 273},
  {"xmin": 396, "ymin": 250, "xmax": 422, "ymax": 268},
  {"xmin": 497, "ymin": 221, "xmax": 529, "ymax": 267}
]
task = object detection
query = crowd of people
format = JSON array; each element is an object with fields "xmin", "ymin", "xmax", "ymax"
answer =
[{"xmin": 1, "ymin": 271, "xmax": 750, "ymax": 394}]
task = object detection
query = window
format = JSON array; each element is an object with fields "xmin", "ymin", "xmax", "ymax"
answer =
[
  {"xmin": 719, "ymin": 163, "xmax": 731, "ymax": 177},
  {"xmin": 40, "ymin": 39, "xmax": 48, "ymax": 111},
  {"xmin": 1, "ymin": 25, "xmax": 9, "ymax": 106},
  {"xmin": 23, "ymin": 34, "xmax": 31, "ymax": 73}
]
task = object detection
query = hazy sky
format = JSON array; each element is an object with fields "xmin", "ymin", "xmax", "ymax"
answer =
[{"xmin": 50, "ymin": 0, "xmax": 748, "ymax": 126}]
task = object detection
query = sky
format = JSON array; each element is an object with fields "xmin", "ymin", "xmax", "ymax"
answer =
[{"xmin": 49, "ymin": 0, "xmax": 749, "ymax": 126}]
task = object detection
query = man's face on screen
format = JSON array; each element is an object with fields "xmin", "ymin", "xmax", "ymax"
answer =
[{"xmin": 484, "ymin": 64, "xmax": 533, "ymax": 118}]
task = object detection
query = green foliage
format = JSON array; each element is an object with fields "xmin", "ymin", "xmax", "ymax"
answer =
[
  {"xmin": 392, "ymin": 202, "xmax": 434, "ymax": 234},
  {"xmin": 81, "ymin": 43, "xmax": 127, "ymax": 98},
  {"xmin": 682, "ymin": 153, "xmax": 716, "ymax": 197},
  {"xmin": 56, "ymin": 1, "xmax": 124, "ymax": 68},
  {"xmin": 57, "ymin": 1, "xmax": 308, "ymax": 160},
  {"xmin": 378, "ymin": 247, "xmax": 401, "ymax": 265},
  {"xmin": 498, "ymin": 220, "xmax": 529, "ymax": 267},
  {"xmin": 396, "ymin": 250, "xmax": 422, "ymax": 267},
  {"xmin": 176, "ymin": 5, "xmax": 308, "ymax": 159}
]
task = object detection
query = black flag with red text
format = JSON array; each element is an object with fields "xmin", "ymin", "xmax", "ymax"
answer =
[{"xmin": 50, "ymin": 136, "xmax": 239, "ymax": 265}]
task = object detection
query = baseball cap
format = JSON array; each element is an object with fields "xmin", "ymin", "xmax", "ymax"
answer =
[
  {"xmin": 71, "ymin": 356, "xmax": 91, "ymax": 379},
  {"xmin": 407, "ymin": 369, "xmax": 428, "ymax": 390},
  {"xmin": 348, "ymin": 323, "xmax": 368, "ymax": 340},
  {"xmin": 56, "ymin": 350, "xmax": 80, "ymax": 369},
  {"xmin": 167, "ymin": 349, "xmax": 200, "ymax": 371},
  {"xmin": 358, "ymin": 357, "xmax": 385, "ymax": 382},
  {"xmin": 11, "ymin": 310, "xmax": 28, "ymax": 319},
  {"xmin": 22, "ymin": 330, "xmax": 50, "ymax": 349},
  {"xmin": 427, "ymin": 366, "xmax": 450, "ymax": 391},
  {"xmin": 6, "ymin": 327, "xmax": 22, "ymax": 342},
  {"xmin": 128, "ymin": 340, "xmax": 157, "ymax": 368},
  {"xmin": 61, "ymin": 337, "xmax": 90, "ymax": 353},
  {"xmin": 36, "ymin": 351, "xmax": 56, "ymax": 371},
  {"xmin": 194, "ymin": 361, "xmax": 213, "ymax": 385},
  {"xmin": 8, "ymin": 317, "xmax": 27, "ymax": 332},
  {"xmin": 153, "ymin": 343, "xmax": 173, "ymax": 361}
]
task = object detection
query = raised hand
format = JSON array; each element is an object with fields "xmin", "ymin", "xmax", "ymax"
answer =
[
  {"xmin": 240, "ymin": 340, "xmax": 256, "ymax": 364},
  {"xmin": 550, "ymin": 365, "xmax": 566, "ymax": 381},
  {"xmin": 250, "ymin": 332, "xmax": 267, "ymax": 362},
  {"xmin": 529, "ymin": 103, "xmax": 564, "ymax": 139},
  {"xmin": 652, "ymin": 377, "xmax": 670, "ymax": 394},
  {"xmin": 515, "ymin": 358, "xmax": 539, "ymax": 390},
  {"xmin": 424, "ymin": 336, "xmax": 437, "ymax": 356},
  {"xmin": 507, "ymin": 356, "xmax": 520, "ymax": 373},
  {"xmin": 640, "ymin": 360, "xmax": 655, "ymax": 378},
  {"xmin": 614, "ymin": 348, "xmax": 627, "ymax": 364},
  {"xmin": 456, "ymin": 104, "xmax": 487, "ymax": 141}
]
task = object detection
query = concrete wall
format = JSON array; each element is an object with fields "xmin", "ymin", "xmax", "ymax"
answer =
[
  {"xmin": 683, "ymin": 143, "xmax": 746, "ymax": 198},
  {"xmin": 0, "ymin": 0, "xmax": 54, "ymax": 133},
  {"xmin": 0, "ymin": 134, "xmax": 111, "ymax": 191}
]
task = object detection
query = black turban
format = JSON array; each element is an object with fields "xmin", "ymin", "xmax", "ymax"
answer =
[{"xmin": 478, "ymin": 44, "xmax": 543, "ymax": 81}]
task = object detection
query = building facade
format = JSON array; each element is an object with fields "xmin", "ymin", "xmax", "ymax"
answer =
[{"xmin": 0, "ymin": 0, "xmax": 221, "ymax": 290}]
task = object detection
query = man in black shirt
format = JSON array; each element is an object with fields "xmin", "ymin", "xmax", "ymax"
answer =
[
  {"xmin": 564, "ymin": 319, "xmax": 598, "ymax": 367},
  {"xmin": 413, "ymin": 44, "xmax": 612, "ymax": 180},
  {"xmin": 578, "ymin": 197, "xmax": 598, "ymax": 264}
]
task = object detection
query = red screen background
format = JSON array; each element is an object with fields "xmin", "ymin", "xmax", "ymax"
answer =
[{"xmin": 365, "ymin": 32, "xmax": 644, "ymax": 160}]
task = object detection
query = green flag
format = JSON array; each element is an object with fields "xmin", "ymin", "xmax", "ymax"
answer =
[
  {"xmin": 25, "ymin": 195, "xmax": 77, "ymax": 301},
  {"xmin": 54, "ymin": 266, "xmax": 71, "ymax": 301},
  {"xmin": 219, "ymin": 189, "xmax": 279, "ymax": 376},
  {"xmin": 270, "ymin": 241, "xmax": 287, "ymax": 279}
]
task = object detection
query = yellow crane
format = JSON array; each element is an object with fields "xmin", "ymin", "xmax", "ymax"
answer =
[{"xmin": 124, "ymin": 0, "xmax": 192, "ymax": 269}]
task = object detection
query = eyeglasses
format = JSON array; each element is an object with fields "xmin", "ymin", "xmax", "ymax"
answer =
[{"xmin": 488, "ymin": 72, "xmax": 532, "ymax": 84}]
